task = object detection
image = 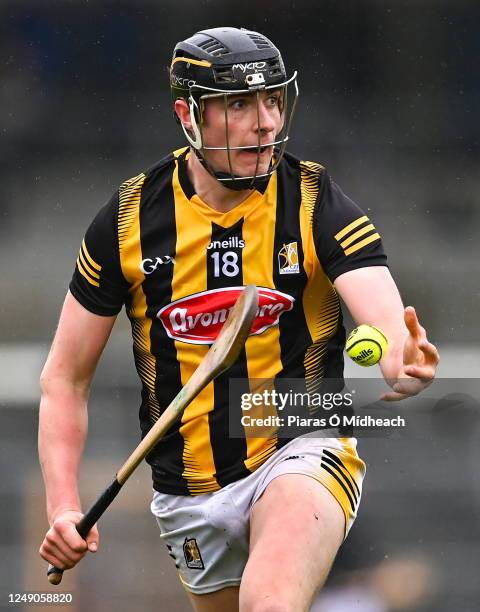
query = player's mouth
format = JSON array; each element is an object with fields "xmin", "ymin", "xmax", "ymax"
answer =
[{"xmin": 238, "ymin": 145, "xmax": 273, "ymax": 156}]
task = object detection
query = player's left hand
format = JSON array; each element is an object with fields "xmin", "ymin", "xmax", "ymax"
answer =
[{"xmin": 381, "ymin": 306, "xmax": 440, "ymax": 401}]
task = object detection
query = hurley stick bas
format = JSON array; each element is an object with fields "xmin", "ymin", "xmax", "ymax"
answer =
[{"xmin": 47, "ymin": 284, "xmax": 259, "ymax": 585}]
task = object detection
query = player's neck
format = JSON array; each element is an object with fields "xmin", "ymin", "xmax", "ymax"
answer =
[{"xmin": 186, "ymin": 152, "xmax": 253, "ymax": 213}]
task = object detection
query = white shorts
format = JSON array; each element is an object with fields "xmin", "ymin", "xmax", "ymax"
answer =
[{"xmin": 151, "ymin": 435, "xmax": 365, "ymax": 595}]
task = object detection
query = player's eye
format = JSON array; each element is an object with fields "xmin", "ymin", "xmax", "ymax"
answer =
[
  {"xmin": 229, "ymin": 98, "xmax": 247, "ymax": 110},
  {"xmin": 266, "ymin": 95, "xmax": 280, "ymax": 106}
]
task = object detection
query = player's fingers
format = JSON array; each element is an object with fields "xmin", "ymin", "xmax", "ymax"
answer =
[
  {"xmin": 380, "ymin": 390, "xmax": 409, "ymax": 402},
  {"xmin": 54, "ymin": 518, "xmax": 88, "ymax": 554},
  {"xmin": 404, "ymin": 306, "xmax": 425, "ymax": 340},
  {"xmin": 392, "ymin": 378, "xmax": 431, "ymax": 397},
  {"xmin": 404, "ymin": 364, "xmax": 436, "ymax": 381},
  {"xmin": 40, "ymin": 550, "xmax": 69, "ymax": 570},
  {"xmin": 45, "ymin": 529, "xmax": 85, "ymax": 565},
  {"xmin": 85, "ymin": 525, "xmax": 99, "ymax": 553},
  {"xmin": 40, "ymin": 540, "xmax": 77, "ymax": 569},
  {"xmin": 42, "ymin": 549, "xmax": 75, "ymax": 570},
  {"xmin": 55, "ymin": 542, "xmax": 87, "ymax": 567},
  {"xmin": 418, "ymin": 340, "xmax": 440, "ymax": 365},
  {"xmin": 50, "ymin": 520, "xmax": 89, "ymax": 565}
]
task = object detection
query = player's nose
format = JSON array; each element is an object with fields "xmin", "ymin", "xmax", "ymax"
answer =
[{"xmin": 254, "ymin": 100, "xmax": 276, "ymax": 135}]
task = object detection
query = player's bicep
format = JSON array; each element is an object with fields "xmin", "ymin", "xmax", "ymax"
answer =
[{"xmin": 41, "ymin": 291, "xmax": 117, "ymax": 391}]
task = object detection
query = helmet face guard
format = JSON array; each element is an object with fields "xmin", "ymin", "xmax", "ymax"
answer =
[
  {"xmin": 180, "ymin": 74, "xmax": 298, "ymax": 191},
  {"xmin": 170, "ymin": 28, "xmax": 299, "ymax": 191}
]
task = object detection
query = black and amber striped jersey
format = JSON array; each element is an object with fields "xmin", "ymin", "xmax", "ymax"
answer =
[{"xmin": 70, "ymin": 147, "xmax": 387, "ymax": 495}]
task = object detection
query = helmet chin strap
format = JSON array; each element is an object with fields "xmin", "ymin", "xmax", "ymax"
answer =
[{"xmin": 211, "ymin": 170, "xmax": 271, "ymax": 192}]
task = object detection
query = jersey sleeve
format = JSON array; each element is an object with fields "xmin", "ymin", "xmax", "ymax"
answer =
[
  {"xmin": 69, "ymin": 192, "xmax": 130, "ymax": 316},
  {"xmin": 312, "ymin": 172, "xmax": 388, "ymax": 282}
]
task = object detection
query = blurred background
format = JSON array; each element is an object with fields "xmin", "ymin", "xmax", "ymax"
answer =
[{"xmin": 1, "ymin": 0, "xmax": 479, "ymax": 610}]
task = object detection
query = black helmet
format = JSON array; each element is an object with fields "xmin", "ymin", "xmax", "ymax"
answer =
[{"xmin": 170, "ymin": 27, "xmax": 298, "ymax": 191}]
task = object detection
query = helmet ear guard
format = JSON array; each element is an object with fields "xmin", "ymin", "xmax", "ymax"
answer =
[
  {"xmin": 169, "ymin": 27, "xmax": 299, "ymax": 191},
  {"xmin": 178, "ymin": 96, "xmax": 203, "ymax": 150}
]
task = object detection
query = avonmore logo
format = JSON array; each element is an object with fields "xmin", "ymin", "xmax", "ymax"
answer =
[{"xmin": 157, "ymin": 286, "xmax": 294, "ymax": 345}]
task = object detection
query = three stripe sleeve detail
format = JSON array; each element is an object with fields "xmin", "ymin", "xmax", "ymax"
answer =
[
  {"xmin": 76, "ymin": 239, "xmax": 102, "ymax": 287},
  {"xmin": 334, "ymin": 215, "xmax": 381, "ymax": 256}
]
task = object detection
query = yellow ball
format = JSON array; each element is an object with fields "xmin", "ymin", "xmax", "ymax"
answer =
[{"xmin": 345, "ymin": 324, "xmax": 388, "ymax": 367}]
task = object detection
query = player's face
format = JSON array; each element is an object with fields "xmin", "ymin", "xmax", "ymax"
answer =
[{"xmin": 200, "ymin": 89, "xmax": 284, "ymax": 178}]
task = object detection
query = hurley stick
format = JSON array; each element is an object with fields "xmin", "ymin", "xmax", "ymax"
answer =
[{"xmin": 47, "ymin": 284, "xmax": 258, "ymax": 584}]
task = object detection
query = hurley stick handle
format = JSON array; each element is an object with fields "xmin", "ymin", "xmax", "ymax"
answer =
[{"xmin": 47, "ymin": 478, "xmax": 123, "ymax": 585}]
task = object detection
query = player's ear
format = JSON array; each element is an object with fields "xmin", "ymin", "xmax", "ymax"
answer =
[{"xmin": 174, "ymin": 99, "xmax": 192, "ymax": 130}]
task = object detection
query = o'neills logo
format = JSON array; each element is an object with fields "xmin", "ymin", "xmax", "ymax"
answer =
[{"xmin": 157, "ymin": 286, "xmax": 294, "ymax": 345}]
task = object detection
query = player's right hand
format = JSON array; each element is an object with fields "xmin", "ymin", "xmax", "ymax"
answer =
[{"xmin": 39, "ymin": 510, "xmax": 99, "ymax": 570}]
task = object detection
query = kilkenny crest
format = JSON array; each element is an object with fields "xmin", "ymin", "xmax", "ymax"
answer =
[
  {"xmin": 183, "ymin": 537, "xmax": 204, "ymax": 570},
  {"xmin": 278, "ymin": 241, "xmax": 299, "ymax": 274}
]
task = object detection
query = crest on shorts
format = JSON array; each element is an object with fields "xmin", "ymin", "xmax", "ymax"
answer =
[
  {"xmin": 183, "ymin": 537, "xmax": 204, "ymax": 570},
  {"xmin": 278, "ymin": 241, "xmax": 300, "ymax": 274}
]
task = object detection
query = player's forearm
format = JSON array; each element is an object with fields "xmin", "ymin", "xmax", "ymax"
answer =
[
  {"xmin": 334, "ymin": 267, "xmax": 408, "ymax": 381},
  {"xmin": 38, "ymin": 382, "xmax": 89, "ymax": 525}
]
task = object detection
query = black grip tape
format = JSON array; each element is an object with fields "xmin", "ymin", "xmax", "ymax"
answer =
[{"xmin": 76, "ymin": 478, "xmax": 122, "ymax": 539}]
